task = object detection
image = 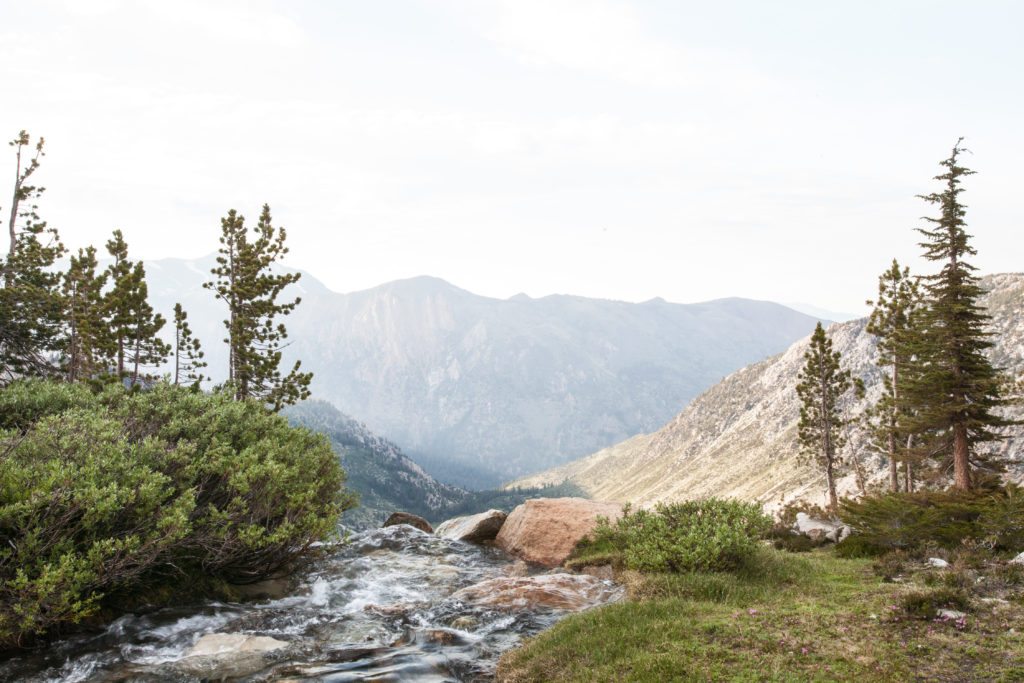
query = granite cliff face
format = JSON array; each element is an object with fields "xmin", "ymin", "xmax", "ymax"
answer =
[
  {"xmin": 511, "ymin": 274, "xmax": 1024, "ymax": 509},
  {"xmin": 143, "ymin": 259, "xmax": 823, "ymax": 487}
]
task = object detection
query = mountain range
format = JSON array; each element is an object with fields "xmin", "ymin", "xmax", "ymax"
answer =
[
  {"xmin": 142, "ymin": 256, "xmax": 825, "ymax": 487},
  {"xmin": 510, "ymin": 273, "xmax": 1024, "ymax": 509}
]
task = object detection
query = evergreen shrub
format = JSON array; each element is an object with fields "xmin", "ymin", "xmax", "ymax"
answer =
[
  {"xmin": 0, "ymin": 380, "xmax": 353, "ymax": 647},
  {"xmin": 585, "ymin": 500, "xmax": 771, "ymax": 573}
]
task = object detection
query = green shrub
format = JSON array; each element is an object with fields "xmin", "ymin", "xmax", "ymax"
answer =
[
  {"xmin": 899, "ymin": 587, "xmax": 969, "ymax": 619},
  {"xmin": 0, "ymin": 380, "xmax": 354, "ymax": 647},
  {"xmin": 765, "ymin": 527, "xmax": 826, "ymax": 553},
  {"xmin": 837, "ymin": 488, "xmax": 1024, "ymax": 557},
  {"xmin": 587, "ymin": 500, "xmax": 771, "ymax": 573}
]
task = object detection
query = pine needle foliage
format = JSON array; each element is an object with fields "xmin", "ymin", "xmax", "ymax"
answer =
[
  {"xmin": 906, "ymin": 139, "xmax": 1016, "ymax": 490},
  {"xmin": 205, "ymin": 204, "xmax": 312, "ymax": 411},
  {"xmin": 797, "ymin": 322, "xmax": 861, "ymax": 513},
  {"xmin": 864, "ymin": 260, "xmax": 924, "ymax": 492},
  {"xmin": 172, "ymin": 303, "xmax": 207, "ymax": 388}
]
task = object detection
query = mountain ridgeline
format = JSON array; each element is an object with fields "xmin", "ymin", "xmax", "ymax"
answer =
[
  {"xmin": 142, "ymin": 258, "xmax": 825, "ymax": 488},
  {"xmin": 511, "ymin": 273, "xmax": 1024, "ymax": 509}
]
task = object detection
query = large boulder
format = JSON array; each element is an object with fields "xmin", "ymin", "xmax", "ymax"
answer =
[
  {"xmin": 495, "ymin": 498, "xmax": 622, "ymax": 567},
  {"xmin": 383, "ymin": 512, "xmax": 433, "ymax": 533},
  {"xmin": 451, "ymin": 573, "xmax": 622, "ymax": 612},
  {"xmin": 794, "ymin": 512, "xmax": 849, "ymax": 543},
  {"xmin": 435, "ymin": 509, "xmax": 507, "ymax": 543},
  {"xmin": 178, "ymin": 633, "xmax": 288, "ymax": 679}
]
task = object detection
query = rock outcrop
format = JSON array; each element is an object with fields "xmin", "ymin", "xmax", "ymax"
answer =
[
  {"xmin": 510, "ymin": 274, "xmax": 1024, "ymax": 510},
  {"xmin": 495, "ymin": 498, "xmax": 622, "ymax": 567},
  {"xmin": 451, "ymin": 574, "xmax": 622, "ymax": 612},
  {"xmin": 383, "ymin": 512, "xmax": 434, "ymax": 533},
  {"xmin": 435, "ymin": 509, "xmax": 507, "ymax": 543}
]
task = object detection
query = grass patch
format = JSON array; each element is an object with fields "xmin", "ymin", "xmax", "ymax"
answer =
[{"xmin": 497, "ymin": 548, "xmax": 1024, "ymax": 682}]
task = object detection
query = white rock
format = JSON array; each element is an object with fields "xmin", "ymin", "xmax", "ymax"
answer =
[
  {"xmin": 178, "ymin": 633, "xmax": 288, "ymax": 679},
  {"xmin": 936, "ymin": 609, "xmax": 965, "ymax": 620},
  {"xmin": 1009, "ymin": 551, "xmax": 1024, "ymax": 565},
  {"xmin": 927, "ymin": 557, "xmax": 949, "ymax": 569}
]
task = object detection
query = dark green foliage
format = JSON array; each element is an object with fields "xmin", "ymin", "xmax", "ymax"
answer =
[
  {"xmin": 906, "ymin": 140, "xmax": 1016, "ymax": 489},
  {"xmin": 796, "ymin": 322, "xmax": 862, "ymax": 512},
  {"xmin": 899, "ymin": 588, "xmax": 969, "ymax": 620},
  {"xmin": 61, "ymin": 246, "xmax": 108, "ymax": 381},
  {"xmin": 766, "ymin": 527, "xmax": 825, "ymax": 553},
  {"xmin": 172, "ymin": 303, "xmax": 207, "ymax": 388},
  {"xmin": 0, "ymin": 131, "xmax": 65, "ymax": 382},
  {"xmin": 0, "ymin": 380, "xmax": 353, "ymax": 647},
  {"xmin": 864, "ymin": 260, "xmax": 924, "ymax": 492},
  {"xmin": 836, "ymin": 487, "xmax": 1024, "ymax": 557},
  {"xmin": 584, "ymin": 500, "xmax": 772, "ymax": 573},
  {"xmin": 205, "ymin": 205, "xmax": 312, "ymax": 411}
]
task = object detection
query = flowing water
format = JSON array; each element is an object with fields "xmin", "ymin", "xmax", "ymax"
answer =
[{"xmin": 0, "ymin": 525, "xmax": 621, "ymax": 682}]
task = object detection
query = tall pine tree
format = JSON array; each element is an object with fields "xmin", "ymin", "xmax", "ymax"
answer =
[
  {"xmin": 0, "ymin": 131, "xmax": 65, "ymax": 382},
  {"xmin": 797, "ymin": 323, "xmax": 859, "ymax": 513},
  {"xmin": 205, "ymin": 204, "xmax": 312, "ymax": 410},
  {"xmin": 865, "ymin": 260, "xmax": 923, "ymax": 492},
  {"xmin": 906, "ymin": 139, "xmax": 1015, "ymax": 490},
  {"xmin": 172, "ymin": 302, "xmax": 207, "ymax": 388}
]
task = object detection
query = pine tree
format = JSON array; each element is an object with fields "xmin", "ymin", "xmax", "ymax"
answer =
[
  {"xmin": 62, "ymin": 246, "xmax": 108, "ymax": 382},
  {"xmin": 173, "ymin": 302, "xmax": 207, "ymax": 388},
  {"xmin": 906, "ymin": 139, "xmax": 1015, "ymax": 490},
  {"xmin": 102, "ymin": 231, "xmax": 169, "ymax": 383},
  {"xmin": 0, "ymin": 131, "xmax": 65, "ymax": 382},
  {"xmin": 864, "ymin": 260, "xmax": 923, "ymax": 492},
  {"xmin": 123, "ymin": 262, "xmax": 170, "ymax": 385},
  {"xmin": 204, "ymin": 204, "xmax": 312, "ymax": 410},
  {"xmin": 797, "ymin": 322, "xmax": 860, "ymax": 513}
]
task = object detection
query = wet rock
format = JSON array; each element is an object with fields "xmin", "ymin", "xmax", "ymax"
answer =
[
  {"xmin": 383, "ymin": 512, "xmax": 434, "ymax": 533},
  {"xmin": 451, "ymin": 573, "xmax": 623, "ymax": 612},
  {"xmin": 496, "ymin": 498, "xmax": 622, "ymax": 567},
  {"xmin": 578, "ymin": 564, "xmax": 615, "ymax": 581},
  {"xmin": 230, "ymin": 577, "xmax": 293, "ymax": 601},
  {"xmin": 178, "ymin": 633, "xmax": 288, "ymax": 679},
  {"xmin": 435, "ymin": 509, "xmax": 507, "ymax": 543},
  {"xmin": 504, "ymin": 560, "xmax": 530, "ymax": 577},
  {"xmin": 363, "ymin": 602, "xmax": 417, "ymax": 618},
  {"xmin": 450, "ymin": 615, "xmax": 478, "ymax": 630}
]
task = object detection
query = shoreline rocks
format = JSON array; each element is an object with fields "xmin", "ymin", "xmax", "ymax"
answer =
[
  {"xmin": 435, "ymin": 509, "xmax": 507, "ymax": 543},
  {"xmin": 496, "ymin": 498, "xmax": 622, "ymax": 567}
]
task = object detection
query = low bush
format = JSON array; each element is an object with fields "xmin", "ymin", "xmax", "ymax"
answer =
[
  {"xmin": 583, "ymin": 500, "xmax": 772, "ymax": 573},
  {"xmin": 899, "ymin": 587, "xmax": 969, "ymax": 620},
  {"xmin": 836, "ymin": 488, "xmax": 1024, "ymax": 557},
  {"xmin": 0, "ymin": 380, "xmax": 355, "ymax": 648}
]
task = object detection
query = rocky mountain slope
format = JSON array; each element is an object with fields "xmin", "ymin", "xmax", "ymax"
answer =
[
  {"xmin": 510, "ymin": 273, "xmax": 1024, "ymax": 510},
  {"xmin": 143, "ymin": 258, "xmax": 824, "ymax": 487},
  {"xmin": 283, "ymin": 400, "xmax": 466, "ymax": 530}
]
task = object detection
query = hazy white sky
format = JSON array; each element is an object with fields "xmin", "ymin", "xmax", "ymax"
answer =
[{"xmin": 2, "ymin": 0, "xmax": 1021, "ymax": 314}]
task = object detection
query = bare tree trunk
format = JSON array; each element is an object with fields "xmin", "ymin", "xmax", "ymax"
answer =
[
  {"xmin": 953, "ymin": 421, "xmax": 971, "ymax": 490},
  {"xmin": 888, "ymin": 432, "xmax": 899, "ymax": 492},
  {"xmin": 904, "ymin": 461, "xmax": 913, "ymax": 493}
]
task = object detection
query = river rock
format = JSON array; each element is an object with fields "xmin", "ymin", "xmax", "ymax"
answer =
[
  {"xmin": 451, "ymin": 573, "xmax": 622, "ymax": 612},
  {"xmin": 496, "ymin": 498, "xmax": 622, "ymax": 567},
  {"xmin": 178, "ymin": 633, "xmax": 288, "ymax": 679},
  {"xmin": 435, "ymin": 509, "xmax": 507, "ymax": 543},
  {"xmin": 383, "ymin": 512, "xmax": 434, "ymax": 533}
]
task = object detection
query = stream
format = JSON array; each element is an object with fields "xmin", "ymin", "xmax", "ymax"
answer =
[{"xmin": 0, "ymin": 525, "xmax": 621, "ymax": 682}]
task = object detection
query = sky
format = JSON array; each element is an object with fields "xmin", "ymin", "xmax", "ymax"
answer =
[{"xmin": 1, "ymin": 1, "xmax": 1022, "ymax": 316}]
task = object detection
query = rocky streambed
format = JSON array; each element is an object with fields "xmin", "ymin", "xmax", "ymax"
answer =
[{"xmin": 0, "ymin": 511, "xmax": 622, "ymax": 682}]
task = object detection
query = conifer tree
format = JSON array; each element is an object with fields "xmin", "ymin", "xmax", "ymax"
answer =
[
  {"xmin": 205, "ymin": 204, "xmax": 312, "ymax": 410},
  {"xmin": 906, "ymin": 139, "xmax": 1015, "ymax": 490},
  {"xmin": 62, "ymin": 246, "xmax": 108, "ymax": 382},
  {"xmin": 865, "ymin": 260, "xmax": 923, "ymax": 492},
  {"xmin": 173, "ymin": 302, "xmax": 207, "ymax": 388},
  {"xmin": 104, "ymin": 229, "xmax": 134, "ymax": 374},
  {"xmin": 0, "ymin": 131, "xmax": 65, "ymax": 382},
  {"xmin": 123, "ymin": 262, "xmax": 170, "ymax": 385},
  {"xmin": 797, "ymin": 323, "xmax": 860, "ymax": 513}
]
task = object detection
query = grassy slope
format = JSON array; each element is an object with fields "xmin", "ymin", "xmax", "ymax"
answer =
[{"xmin": 497, "ymin": 549, "xmax": 1024, "ymax": 682}]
